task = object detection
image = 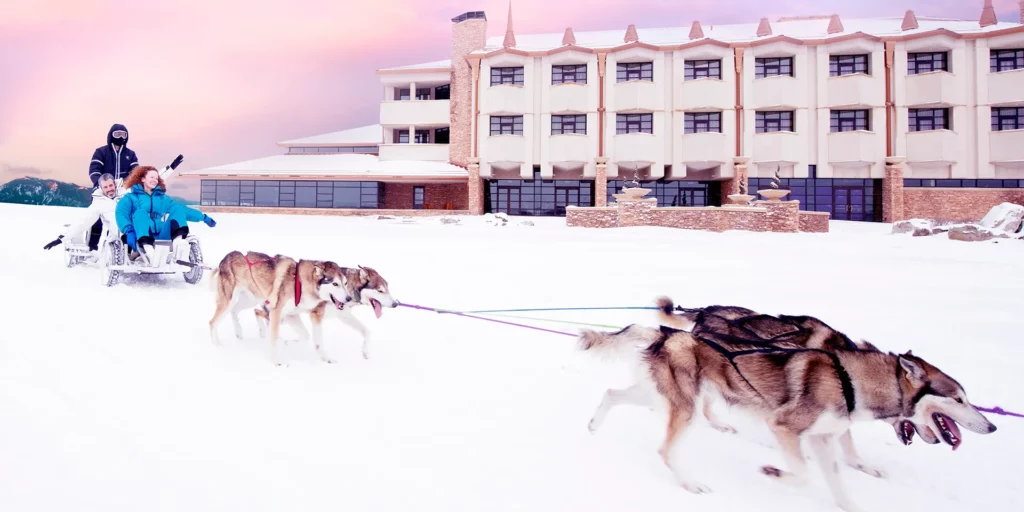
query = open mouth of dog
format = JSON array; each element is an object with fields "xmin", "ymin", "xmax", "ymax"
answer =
[
  {"xmin": 933, "ymin": 412, "xmax": 962, "ymax": 450},
  {"xmin": 897, "ymin": 420, "xmax": 917, "ymax": 446},
  {"xmin": 330, "ymin": 294, "xmax": 347, "ymax": 310},
  {"xmin": 370, "ymin": 298, "xmax": 382, "ymax": 318}
]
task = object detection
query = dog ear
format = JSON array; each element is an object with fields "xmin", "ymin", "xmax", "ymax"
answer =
[
  {"xmin": 899, "ymin": 354, "xmax": 927, "ymax": 384},
  {"xmin": 359, "ymin": 268, "xmax": 369, "ymax": 281},
  {"xmin": 312, "ymin": 265, "xmax": 324, "ymax": 280}
]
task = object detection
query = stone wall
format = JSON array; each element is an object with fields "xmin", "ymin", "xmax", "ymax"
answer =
[
  {"xmin": 904, "ymin": 188, "xmax": 1024, "ymax": 223},
  {"xmin": 197, "ymin": 206, "xmax": 467, "ymax": 217},
  {"xmin": 566, "ymin": 206, "xmax": 617, "ymax": 227},
  {"xmin": 799, "ymin": 211, "xmax": 830, "ymax": 233},
  {"xmin": 566, "ymin": 198, "xmax": 829, "ymax": 233},
  {"xmin": 722, "ymin": 207, "xmax": 771, "ymax": 232},
  {"xmin": 763, "ymin": 201, "xmax": 800, "ymax": 233},
  {"xmin": 449, "ymin": 19, "xmax": 486, "ymax": 168}
]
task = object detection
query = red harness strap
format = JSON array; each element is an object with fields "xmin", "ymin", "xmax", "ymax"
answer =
[{"xmin": 294, "ymin": 269, "xmax": 302, "ymax": 307}]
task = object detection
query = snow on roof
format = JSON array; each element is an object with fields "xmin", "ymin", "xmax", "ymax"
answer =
[
  {"xmin": 378, "ymin": 59, "xmax": 452, "ymax": 72},
  {"xmin": 277, "ymin": 124, "xmax": 382, "ymax": 147},
  {"xmin": 180, "ymin": 153, "xmax": 468, "ymax": 179},
  {"xmin": 473, "ymin": 15, "xmax": 1023, "ymax": 53}
]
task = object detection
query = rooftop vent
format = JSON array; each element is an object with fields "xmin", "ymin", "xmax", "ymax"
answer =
[{"xmin": 452, "ymin": 11, "xmax": 486, "ymax": 23}]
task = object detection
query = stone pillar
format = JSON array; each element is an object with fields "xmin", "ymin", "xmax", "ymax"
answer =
[
  {"xmin": 760, "ymin": 201, "xmax": 800, "ymax": 233},
  {"xmin": 722, "ymin": 156, "xmax": 751, "ymax": 205},
  {"xmin": 467, "ymin": 157, "xmax": 484, "ymax": 215},
  {"xmin": 617, "ymin": 198, "xmax": 657, "ymax": 227},
  {"xmin": 595, "ymin": 156, "xmax": 609, "ymax": 206},
  {"xmin": 883, "ymin": 156, "xmax": 906, "ymax": 223}
]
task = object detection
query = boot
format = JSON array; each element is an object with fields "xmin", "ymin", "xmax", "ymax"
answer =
[
  {"xmin": 172, "ymin": 235, "xmax": 190, "ymax": 265},
  {"xmin": 139, "ymin": 243, "xmax": 158, "ymax": 267}
]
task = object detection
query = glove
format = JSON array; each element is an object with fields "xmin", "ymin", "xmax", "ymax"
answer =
[
  {"xmin": 124, "ymin": 226, "xmax": 137, "ymax": 251},
  {"xmin": 169, "ymin": 154, "xmax": 184, "ymax": 170},
  {"xmin": 203, "ymin": 215, "xmax": 216, "ymax": 227},
  {"xmin": 43, "ymin": 235, "xmax": 63, "ymax": 250}
]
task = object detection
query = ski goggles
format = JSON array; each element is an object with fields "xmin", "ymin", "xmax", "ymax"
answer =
[{"xmin": 111, "ymin": 130, "xmax": 127, "ymax": 139}]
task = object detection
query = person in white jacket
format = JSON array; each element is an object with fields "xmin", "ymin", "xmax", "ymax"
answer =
[{"xmin": 43, "ymin": 155, "xmax": 184, "ymax": 254}]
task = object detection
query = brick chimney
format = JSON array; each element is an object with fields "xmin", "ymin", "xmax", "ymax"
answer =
[{"xmin": 450, "ymin": 11, "xmax": 487, "ymax": 167}]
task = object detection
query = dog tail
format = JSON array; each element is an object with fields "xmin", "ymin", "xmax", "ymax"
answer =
[
  {"xmin": 654, "ymin": 296, "xmax": 699, "ymax": 330},
  {"xmin": 209, "ymin": 268, "xmax": 220, "ymax": 291},
  {"xmin": 855, "ymin": 338, "xmax": 880, "ymax": 351}
]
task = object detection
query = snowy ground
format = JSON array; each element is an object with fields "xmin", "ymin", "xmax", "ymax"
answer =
[{"xmin": 2, "ymin": 202, "xmax": 1022, "ymax": 511}]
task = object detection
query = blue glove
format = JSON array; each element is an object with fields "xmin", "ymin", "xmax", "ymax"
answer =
[
  {"xmin": 124, "ymin": 226, "xmax": 137, "ymax": 250},
  {"xmin": 203, "ymin": 215, "xmax": 216, "ymax": 227}
]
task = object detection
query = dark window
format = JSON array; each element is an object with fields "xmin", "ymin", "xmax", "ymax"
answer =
[
  {"xmin": 199, "ymin": 180, "xmax": 383, "ymax": 209},
  {"xmin": 397, "ymin": 88, "xmax": 410, "ymax": 101},
  {"xmin": 908, "ymin": 52, "xmax": 948, "ymax": 74},
  {"xmin": 552, "ymin": 64, "xmax": 586, "ymax": 84},
  {"xmin": 215, "ymin": 181, "xmax": 239, "ymax": 206},
  {"xmin": 491, "ymin": 66, "xmax": 524, "ymax": 86},
  {"xmin": 829, "ymin": 54, "xmax": 869, "ymax": 76},
  {"xmin": 747, "ymin": 174, "xmax": 883, "ymax": 222},
  {"xmin": 991, "ymin": 107, "xmax": 1024, "ymax": 131},
  {"xmin": 490, "ymin": 115, "xmax": 524, "ymax": 135},
  {"xmin": 239, "ymin": 180, "xmax": 255, "ymax": 206},
  {"xmin": 415, "ymin": 130, "xmax": 431, "ymax": 144},
  {"xmin": 605, "ymin": 179, "xmax": 720, "ymax": 208},
  {"xmin": 904, "ymin": 179, "xmax": 1024, "ymax": 188},
  {"xmin": 435, "ymin": 84, "xmax": 450, "ymax": 100},
  {"xmin": 830, "ymin": 110, "xmax": 870, "ymax": 132},
  {"xmin": 755, "ymin": 111, "xmax": 794, "ymax": 133},
  {"xmin": 413, "ymin": 186, "xmax": 425, "ymax": 209},
  {"xmin": 397, "ymin": 130, "xmax": 409, "ymax": 144},
  {"xmin": 616, "ymin": 62, "xmax": 653, "ymax": 82},
  {"xmin": 616, "ymin": 113, "xmax": 653, "ymax": 134},
  {"xmin": 552, "ymin": 114, "xmax": 586, "ymax": 135},
  {"xmin": 434, "ymin": 127, "xmax": 450, "ymax": 144},
  {"xmin": 684, "ymin": 112, "xmax": 722, "ymax": 133},
  {"xmin": 908, "ymin": 108, "xmax": 950, "ymax": 131},
  {"xmin": 254, "ymin": 181, "xmax": 279, "ymax": 207},
  {"xmin": 415, "ymin": 88, "xmax": 431, "ymax": 100},
  {"xmin": 684, "ymin": 60, "xmax": 721, "ymax": 80},
  {"xmin": 288, "ymin": 146, "xmax": 378, "ymax": 154},
  {"xmin": 755, "ymin": 57, "xmax": 793, "ymax": 78},
  {"xmin": 485, "ymin": 170, "xmax": 593, "ymax": 216},
  {"xmin": 990, "ymin": 49, "xmax": 1024, "ymax": 72}
]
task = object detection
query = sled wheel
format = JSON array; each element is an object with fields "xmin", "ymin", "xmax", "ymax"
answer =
[
  {"xmin": 102, "ymin": 239, "xmax": 124, "ymax": 287},
  {"xmin": 182, "ymin": 237, "xmax": 204, "ymax": 285}
]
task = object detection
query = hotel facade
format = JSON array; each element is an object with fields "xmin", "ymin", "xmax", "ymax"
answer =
[{"xmin": 182, "ymin": 2, "xmax": 1024, "ymax": 223}]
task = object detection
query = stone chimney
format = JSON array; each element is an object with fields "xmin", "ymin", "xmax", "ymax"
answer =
[
  {"xmin": 450, "ymin": 11, "xmax": 487, "ymax": 167},
  {"xmin": 624, "ymin": 24, "xmax": 639, "ymax": 43},
  {"xmin": 562, "ymin": 27, "xmax": 576, "ymax": 46},
  {"xmin": 756, "ymin": 17, "xmax": 772, "ymax": 37},
  {"xmin": 902, "ymin": 9, "xmax": 919, "ymax": 31},
  {"xmin": 980, "ymin": 0, "xmax": 998, "ymax": 28},
  {"xmin": 689, "ymin": 20, "xmax": 704, "ymax": 40},
  {"xmin": 827, "ymin": 14, "xmax": 843, "ymax": 34}
]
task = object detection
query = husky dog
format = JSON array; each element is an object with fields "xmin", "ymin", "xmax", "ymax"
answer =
[
  {"xmin": 578, "ymin": 321, "xmax": 997, "ymax": 512},
  {"xmin": 208, "ymin": 251, "xmax": 362, "ymax": 365},
  {"xmin": 252, "ymin": 264, "xmax": 399, "ymax": 359}
]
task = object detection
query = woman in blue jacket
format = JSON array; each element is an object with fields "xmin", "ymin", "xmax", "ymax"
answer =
[{"xmin": 115, "ymin": 165, "xmax": 216, "ymax": 265}]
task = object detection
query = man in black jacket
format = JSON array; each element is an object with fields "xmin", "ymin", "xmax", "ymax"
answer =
[{"xmin": 86, "ymin": 124, "xmax": 140, "ymax": 250}]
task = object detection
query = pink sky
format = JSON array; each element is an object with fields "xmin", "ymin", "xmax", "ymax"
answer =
[{"xmin": 0, "ymin": 0, "xmax": 1018, "ymax": 199}]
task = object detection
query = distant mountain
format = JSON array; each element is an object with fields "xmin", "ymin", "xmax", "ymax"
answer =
[{"xmin": 0, "ymin": 176, "xmax": 198, "ymax": 207}]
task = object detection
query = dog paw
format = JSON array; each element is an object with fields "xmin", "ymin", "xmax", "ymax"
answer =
[
  {"xmin": 587, "ymin": 418, "xmax": 601, "ymax": 433},
  {"xmin": 679, "ymin": 479, "xmax": 712, "ymax": 494},
  {"xmin": 850, "ymin": 463, "xmax": 887, "ymax": 479},
  {"xmin": 761, "ymin": 466, "xmax": 783, "ymax": 478}
]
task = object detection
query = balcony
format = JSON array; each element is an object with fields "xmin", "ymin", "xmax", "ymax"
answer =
[
  {"xmin": 680, "ymin": 132, "xmax": 730, "ymax": 166},
  {"xmin": 379, "ymin": 100, "xmax": 451, "ymax": 126},
  {"xmin": 904, "ymin": 71, "xmax": 958, "ymax": 107},
  {"xmin": 484, "ymin": 135, "xmax": 527, "ymax": 164},
  {"xmin": 378, "ymin": 143, "xmax": 450, "ymax": 162},
  {"xmin": 827, "ymin": 131, "xmax": 881, "ymax": 165},
  {"xmin": 613, "ymin": 80, "xmax": 660, "ymax": 112},
  {"xmin": 751, "ymin": 76, "xmax": 804, "ymax": 109},
  {"xmin": 906, "ymin": 130, "xmax": 959, "ymax": 164},
  {"xmin": 480, "ymin": 85, "xmax": 529, "ymax": 115},
  {"xmin": 989, "ymin": 130, "xmax": 1024, "ymax": 164},
  {"xmin": 548, "ymin": 83, "xmax": 592, "ymax": 114},
  {"xmin": 547, "ymin": 134, "xmax": 593, "ymax": 164},
  {"xmin": 612, "ymin": 133, "xmax": 660, "ymax": 163},
  {"xmin": 825, "ymin": 74, "xmax": 883, "ymax": 108},
  {"xmin": 988, "ymin": 69, "xmax": 1024, "ymax": 106},
  {"xmin": 752, "ymin": 131, "xmax": 803, "ymax": 164},
  {"xmin": 679, "ymin": 79, "xmax": 733, "ymax": 110}
]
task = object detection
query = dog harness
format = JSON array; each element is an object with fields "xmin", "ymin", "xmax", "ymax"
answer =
[{"xmin": 243, "ymin": 254, "xmax": 301, "ymax": 307}]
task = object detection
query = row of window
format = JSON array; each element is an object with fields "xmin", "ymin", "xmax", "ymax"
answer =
[
  {"xmin": 487, "ymin": 107, "xmax": 1024, "ymax": 136},
  {"xmin": 489, "ymin": 49, "xmax": 1024, "ymax": 87},
  {"xmin": 199, "ymin": 180, "xmax": 383, "ymax": 209}
]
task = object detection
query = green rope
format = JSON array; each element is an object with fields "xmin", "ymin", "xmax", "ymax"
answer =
[{"xmin": 470, "ymin": 311, "xmax": 624, "ymax": 330}]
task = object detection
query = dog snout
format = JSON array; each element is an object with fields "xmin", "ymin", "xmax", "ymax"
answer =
[{"xmin": 987, "ymin": 422, "xmax": 997, "ymax": 434}]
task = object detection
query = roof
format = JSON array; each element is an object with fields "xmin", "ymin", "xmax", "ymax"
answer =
[
  {"xmin": 377, "ymin": 59, "xmax": 452, "ymax": 72},
  {"xmin": 180, "ymin": 153, "xmax": 468, "ymax": 180},
  {"xmin": 472, "ymin": 15, "xmax": 1023, "ymax": 54},
  {"xmin": 276, "ymin": 124, "xmax": 382, "ymax": 147}
]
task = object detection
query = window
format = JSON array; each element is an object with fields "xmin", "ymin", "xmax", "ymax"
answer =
[
  {"xmin": 289, "ymin": 146, "xmax": 378, "ymax": 154},
  {"xmin": 551, "ymin": 114, "xmax": 586, "ymax": 134},
  {"xmin": 908, "ymin": 108, "xmax": 950, "ymax": 131},
  {"xmin": 605, "ymin": 180, "xmax": 719, "ymax": 208},
  {"xmin": 830, "ymin": 110, "xmax": 870, "ymax": 132},
  {"xmin": 491, "ymin": 66, "xmax": 524, "ymax": 86},
  {"xmin": 755, "ymin": 57, "xmax": 793, "ymax": 78},
  {"xmin": 485, "ymin": 170, "xmax": 594, "ymax": 216},
  {"xmin": 434, "ymin": 127, "xmax": 450, "ymax": 144},
  {"xmin": 904, "ymin": 179, "xmax": 1024, "ymax": 188},
  {"xmin": 755, "ymin": 111, "xmax": 794, "ymax": 133},
  {"xmin": 415, "ymin": 88, "xmax": 431, "ymax": 100},
  {"xmin": 413, "ymin": 186, "xmax": 425, "ymax": 209},
  {"xmin": 552, "ymin": 64, "xmax": 586, "ymax": 84},
  {"xmin": 908, "ymin": 52, "xmax": 948, "ymax": 74},
  {"xmin": 990, "ymin": 49, "xmax": 1024, "ymax": 72},
  {"xmin": 684, "ymin": 112, "xmax": 721, "ymax": 133},
  {"xmin": 396, "ymin": 130, "xmax": 432, "ymax": 143},
  {"xmin": 684, "ymin": 60, "xmax": 721, "ymax": 80},
  {"xmin": 435, "ymin": 84, "xmax": 451, "ymax": 100},
  {"xmin": 991, "ymin": 107, "xmax": 1024, "ymax": 131},
  {"xmin": 830, "ymin": 54, "xmax": 868, "ymax": 76},
  {"xmin": 616, "ymin": 113, "xmax": 653, "ymax": 134},
  {"xmin": 490, "ymin": 115, "xmax": 523, "ymax": 135},
  {"xmin": 616, "ymin": 62, "xmax": 652, "ymax": 82}
]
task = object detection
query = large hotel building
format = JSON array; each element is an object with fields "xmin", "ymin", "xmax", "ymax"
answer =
[{"xmin": 182, "ymin": 3, "xmax": 1024, "ymax": 223}]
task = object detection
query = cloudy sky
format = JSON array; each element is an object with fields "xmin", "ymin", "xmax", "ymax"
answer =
[{"xmin": 0, "ymin": 0, "xmax": 1017, "ymax": 198}]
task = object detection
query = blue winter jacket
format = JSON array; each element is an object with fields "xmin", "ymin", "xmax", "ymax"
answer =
[
  {"xmin": 116, "ymin": 184, "xmax": 206, "ymax": 239},
  {"xmin": 89, "ymin": 123, "xmax": 139, "ymax": 187}
]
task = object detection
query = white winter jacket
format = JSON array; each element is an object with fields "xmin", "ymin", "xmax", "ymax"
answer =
[{"xmin": 62, "ymin": 164, "xmax": 176, "ymax": 242}]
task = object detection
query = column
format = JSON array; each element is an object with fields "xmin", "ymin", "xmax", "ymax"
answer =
[
  {"xmin": 409, "ymin": 125, "xmax": 416, "ymax": 144},
  {"xmin": 883, "ymin": 156, "xmax": 906, "ymax": 223},
  {"xmin": 410, "ymin": 82, "xmax": 417, "ymax": 100},
  {"xmin": 467, "ymin": 157, "xmax": 484, "ymax": 215},
  {"xmin": 721, "ymin": 156, "xmax": 751, "ymax": 204},
  {"xmin": 595, "ymin": 156, "xmax": 609, "ymax": 207}
]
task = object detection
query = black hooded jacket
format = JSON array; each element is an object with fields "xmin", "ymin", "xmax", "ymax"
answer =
[{"xmin": 88, "ymin": 123, "xmax": 139, "ymax": 187}]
